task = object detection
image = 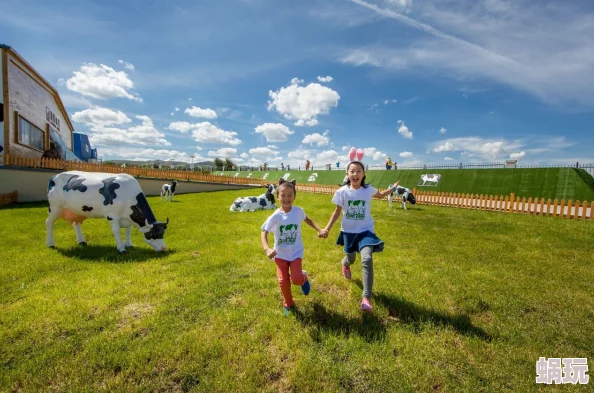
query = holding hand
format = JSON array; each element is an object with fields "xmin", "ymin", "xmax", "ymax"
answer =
[
  {"xmin": 318, "ymin": 229, "xmax": 328, "ymax": 238},
  {"xmin": 265, "ymin": 247, "xmax": 277, "ymax": 259}
]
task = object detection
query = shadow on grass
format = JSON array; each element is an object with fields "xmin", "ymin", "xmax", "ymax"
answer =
[
  {"xmin": 0, "ymin": 201, "xmax": 48, "ymax": 210},
  {"xmin": 56, "ymin": 244, "xmax": 172, "ymax": 263},
  {"xmin": 295, "ymin": 302, "xmax": 387, "ymax": 343},
  {"xmin": 373, "ymin": 293, "xmax": 493, "ymax": 341}
]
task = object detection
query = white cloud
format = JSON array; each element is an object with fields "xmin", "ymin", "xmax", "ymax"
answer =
[
  {"xmin": 302, "ymin": 132, "xmax": 330, "ymax": 146},
  {"xmin": 431, "ymin": 137, "xmax": 524, "ymax": 160},
  {"xmin": 397, "ymin": 120, "xmax": 413, "ymax": 139},
  {"xmin": 208, "ymin": 148, "xmax": 238, "ymax": 158},
  {"xmin": 287, "ymin": 148, "xmax": 311, "ymax": 160},
  {"xmin": 65, "ymin": 63, "xmax": 142, "ymax": 102},
  {"xmin": 344, "ymin": 0, "xmax": 594, "ymax": 109},
  {"xmin": 100, "ymin": 147, "xmax": 196, "ymax": 162},
  {"xmin": 185, "ymin": 106, "xmax": 218, "ymax": 119},
  {"xmin": 317, "ymin": 76, "xmax": 334, "ymax": 83},
  {"xmin": 167, "ymin": 121, "xmax": 242, "ymax": 145},
  {"xmin": 268, "ymin": 79, "xmax": 340, "ymax": 127},
  {"xmin": 249, "ymin": 146, "xmax": 280, "ymax": 158},
  {"xmin": 510, "ymin": 151, "xmax": 526, "ymax": 160},
  {"xmin": 89, "ymin": 115, "xmax": 170, "ymax": 147},
  {"xmin": 254, "ymin": 123, "xmax": 294, "ymax": 142},
  {"xmin": 118, "ymin": 59, "xmax": 135, "ymax": 71},
  {"xmin": 316, "ymin": 150, "xmax": 339, "ymax": 162},
  {"xmin": 71, "ymin": 107, "xmax": 131, "ymax": 127},
  {"xmin": 240, "ymin": 152, "xmax": 249, "ymax": 158},
  {"xmin": 439, "ymin": 127, "xmax": 447, "ymax": 134},
  {"xmin": 363, "ymin": 147, "xmax": 387, "ymax": 161},
  {"xmin": 399, "ymin": 151, "xmax": 413, "ymax": 158},
  {"xmin": 175, "ymin": 107, "xmax": 180, "ymax": 111},
  {"xmin": 291, "ymin": 77, "xmax": 304, "ymax": 85},
  {"xmin": 444, "ymin": 157, "xmax": 454, "ymax": 161},
  {"xmin": 170, "ymin": 112, "xmax": 174, "ymax": 116}
]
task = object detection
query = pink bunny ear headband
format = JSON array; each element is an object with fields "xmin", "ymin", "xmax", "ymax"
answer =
[{"xmin": 348, "ymin": 147, "xmax": 364, "ymax": 162}]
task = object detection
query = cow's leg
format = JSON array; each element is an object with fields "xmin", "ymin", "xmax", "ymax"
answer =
[
  {"xmin": 124, "ymin": 226, "xmax": 133, "ymax": 248},
  {"xmin": 108, "ymin": 221, "xmax": 126, "ymax": 253},
  {"xmin": 388, "ymin": 195, "xmax": 393, "ymax": 208},
  {"xmin": 160, "ymin": 190, "xmax": 163, "ymax": 201},
  {"xmin": 45, "ymin": 209, "xmax": 62, "ymax": 248},
  {"xmin": 72, "ymin": 222, "xmax": 87, "ymax": 245}
]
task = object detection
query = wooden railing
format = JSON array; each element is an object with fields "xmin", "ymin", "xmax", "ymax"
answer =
[
  {"xmin": 412, "ymin": 190, "xmax": 593, "ymax": 220},
  {"xmin": 2, "ymin": 154, "xmax": 269, "ymax": 186},
  {"xmin": 3, "ymin": 154, "xmax": 592, "ymax": 220},
  {"xmin": 0, "ymin": 190, "xmax": 18, "ymax": 206}
]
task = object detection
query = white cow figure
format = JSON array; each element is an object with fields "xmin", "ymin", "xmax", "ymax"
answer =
[
  {"xmin": 421, "ymin": 174, "xmax": 441, "ymax": 185},
  {"xmin": 387, "ymin": 184, "xmax": 417, "ymax": 210},
  {"xmin": 160, "ymin": 180, "xmax": 178, "ymax": 201},
  {"xmin": 46, "ymin": 170, "xmax": 169, "ymax": 253},
  {"xmin": 230, "ymin": 184, "xmax": 276, "ymax": 212}
]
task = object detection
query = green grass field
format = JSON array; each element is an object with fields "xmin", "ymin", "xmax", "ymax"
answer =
[
  {"xmin": 217, "ymin": 167, "xmax": 594, "ymax": 202},
  {"xmin": 1, "ymin": 190, "xmax": 593, "ymax": 392}
]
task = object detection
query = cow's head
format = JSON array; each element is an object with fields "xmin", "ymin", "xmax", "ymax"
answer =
[
  {"xmin": 407, "ymin": 192, "xmax": 416, "ymax": 205},
  {"xmin": 139, "ymin": 218, "xmax": 169, "ymax": 251},
  {"xmin": 265, "ymin": 183, "xmax": 276, "ymax": 195}
]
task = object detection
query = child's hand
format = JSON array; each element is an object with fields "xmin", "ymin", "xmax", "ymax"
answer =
[
  {"xmin": 318, "ymin": 229, "xmax": 328, "ymax": 238},
  {"xmin": 265, "ymin": 247, "xmax": 277, "ymax": 259},
  {"xmin": 392, "ymin": 180, "xmax": 400, "ymax": 189}
]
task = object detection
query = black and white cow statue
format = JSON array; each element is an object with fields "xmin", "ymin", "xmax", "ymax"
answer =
[
  {"xmin": 46, "ymin": 171, "xmax": 169, "ymax": 253},
  {"xmin": 230, "ymin": 184, "xmax": 276, "ymax": 212},
  {"xmin": 387, "ymin": 184, "xmax": 417, "ymax": 211},
  {"xmin": 160, "ymin": 180, "xmax": 178, "ymax": 201}
]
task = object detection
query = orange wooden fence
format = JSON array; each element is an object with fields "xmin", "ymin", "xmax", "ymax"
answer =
[
  {"xmin": 3, "ymin": 154, "xmax": 592, "ymax": 220},
  {"xmin": 0, "ymin": 190, "xmax": 18, "ymax": 206}
]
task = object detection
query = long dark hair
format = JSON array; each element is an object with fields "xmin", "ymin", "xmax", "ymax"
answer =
[{"xmin": 344, "ymin": 161, "xmax": 368, "ymax": 188}]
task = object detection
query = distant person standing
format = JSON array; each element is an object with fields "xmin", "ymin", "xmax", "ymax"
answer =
[
  {"xmin": 385, "ymin": 157, "xmax": 393, "ymax": 170},
  {"xmin": 281, "ymin": 162, "xmax": 285, "ymax": 171},
  {"xmin": 305, "ymin": 160, "xmax": 310, "ymax": 170},
  {"xmin": 336, "ymin": 161, "xmax": 340, "ymax": 169}
]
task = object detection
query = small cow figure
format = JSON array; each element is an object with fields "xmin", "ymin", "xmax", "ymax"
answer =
[
  {"xmin": 46, "ymin": 170, "xmax": 169, "ymax": 253},
  {"xmin": 421, "ymin": 174, "xmax": 441, "ymax": 185},
  {"xmin": 160, "ymin": 180, "xmax": 178, "ymax": 201},
  {"xmin": 230, "ymin": 184, "xmax": 276, "ymax": 212},
  {"xmin": 387, "ymin": 184, "xmax": 416, "ymax": 211}
]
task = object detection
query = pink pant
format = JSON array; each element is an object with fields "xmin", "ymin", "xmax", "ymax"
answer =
[{"xmin": 274, "ymin": 257, "xmax": 306, "ymax": 307}]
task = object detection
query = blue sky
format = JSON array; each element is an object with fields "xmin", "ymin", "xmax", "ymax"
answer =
[{"xmin": 2, "ymin": 0, "xmax": 594, "ymax": 168}]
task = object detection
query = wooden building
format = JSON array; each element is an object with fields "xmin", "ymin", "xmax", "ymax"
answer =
[{"xmin": 1, "ymin": 44, "xmax": 75, "ymax": 162}]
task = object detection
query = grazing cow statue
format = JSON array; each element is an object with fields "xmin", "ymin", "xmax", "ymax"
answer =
[
  {"xmin": 46, "ymin": 170, "xmax": 169, "ymax": 253},
  {"xmin": 420, "ymin": 174, "xmax": 441, "ymax": 186},
  {"xmin": 160, "ymin": 180, "xmax": 178, "ymax": 201},
  {"xmin": 230, "ymin": 183, "xmax": 276, "ymax": 212},
  {"xmin": 387, "ymin": 184, "xmax": 417, "ymax": 211}
]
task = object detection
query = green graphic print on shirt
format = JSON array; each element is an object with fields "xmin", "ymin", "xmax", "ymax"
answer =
[
  {"xmin": 346, "ymin": 200, "xmax": 366, "ymax": 220},
  {"xmin": 278, "ymin": 224, "xmax": 299, "ymax": 245}
]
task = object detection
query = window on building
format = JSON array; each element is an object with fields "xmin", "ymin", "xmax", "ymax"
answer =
[{"xmin": 18, "ymin": 116, "xmax": 44, "ymax": 151}]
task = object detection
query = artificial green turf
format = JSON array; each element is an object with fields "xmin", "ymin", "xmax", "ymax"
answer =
[
  {"xmin": 1, "ymin": 191, "xmax": 592, "ymax": 392},
  {"xmin": 217, "ymin": 168, "xmax": 594, "ymax": 201}
]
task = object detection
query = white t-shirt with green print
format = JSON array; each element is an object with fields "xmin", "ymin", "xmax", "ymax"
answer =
[
  {"xmin": 332, "ymin": 184, "xmax": 377, "ymax": 233},
  {"xmin": 261, "ymin": 206, "xmax": 307, "ymax": 261}
]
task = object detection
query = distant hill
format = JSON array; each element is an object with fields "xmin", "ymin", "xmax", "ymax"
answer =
[{"xmin": 104, "ymin": 159, "xmax": 216, "ymax": 167}]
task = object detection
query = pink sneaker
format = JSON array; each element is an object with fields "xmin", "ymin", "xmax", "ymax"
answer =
[
  {"xmin": 342, "ymin": 264, "xmax": 351, "ymax": 280},
  {"xmin": 361, "ymin": 298, "xmax": 372, "ymax": 312}
]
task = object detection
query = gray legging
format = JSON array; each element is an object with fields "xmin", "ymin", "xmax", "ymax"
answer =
[{"xmin": 342, "ymin": 246, "xmax": 373, "ymax": 299}]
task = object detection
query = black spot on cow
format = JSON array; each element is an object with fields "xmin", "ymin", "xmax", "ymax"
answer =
[
  {"xmin": 48, "ymin": 207, "xmax": 51, "ymax": 213},
  {"xmin": 48, "ymin": 177, "xmax": 56, "ymax": 191},
  {"xmin": 99, "ymin": 177, "xmax": 120, "ymax": 205},
  {"xmin": 63, "ymin": 175, "xmax": 87, "ymax": 192},
  {"xmin": 129, "ymin": 193, "xmax": 157, "ymax": 227},
  {"xmin": 106, "ymin": 217, "xmax": 113, "ymax": 221},
  {"xmin": 82, "ymin": 205, "xmax": 93, "ymax": 212},
  {"xmin": 259, "ymin": 198, "xmax": 267, "ymax": 208},
  {"xmin": 249, "ymin": 197, "xmax": 258, "ymax": 203},
  {"xmin": 234, "ymin": 201, "xmax": 242, "ymax": 209}
]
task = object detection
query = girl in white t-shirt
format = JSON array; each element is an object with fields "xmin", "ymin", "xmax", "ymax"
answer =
[
  {"xmin": 261, "ymin": 179, "xmax": 325, "ymax": 316},
  {"xmin": 322, "ymin": 158, "xmax": 399, "ymax": 312}
]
